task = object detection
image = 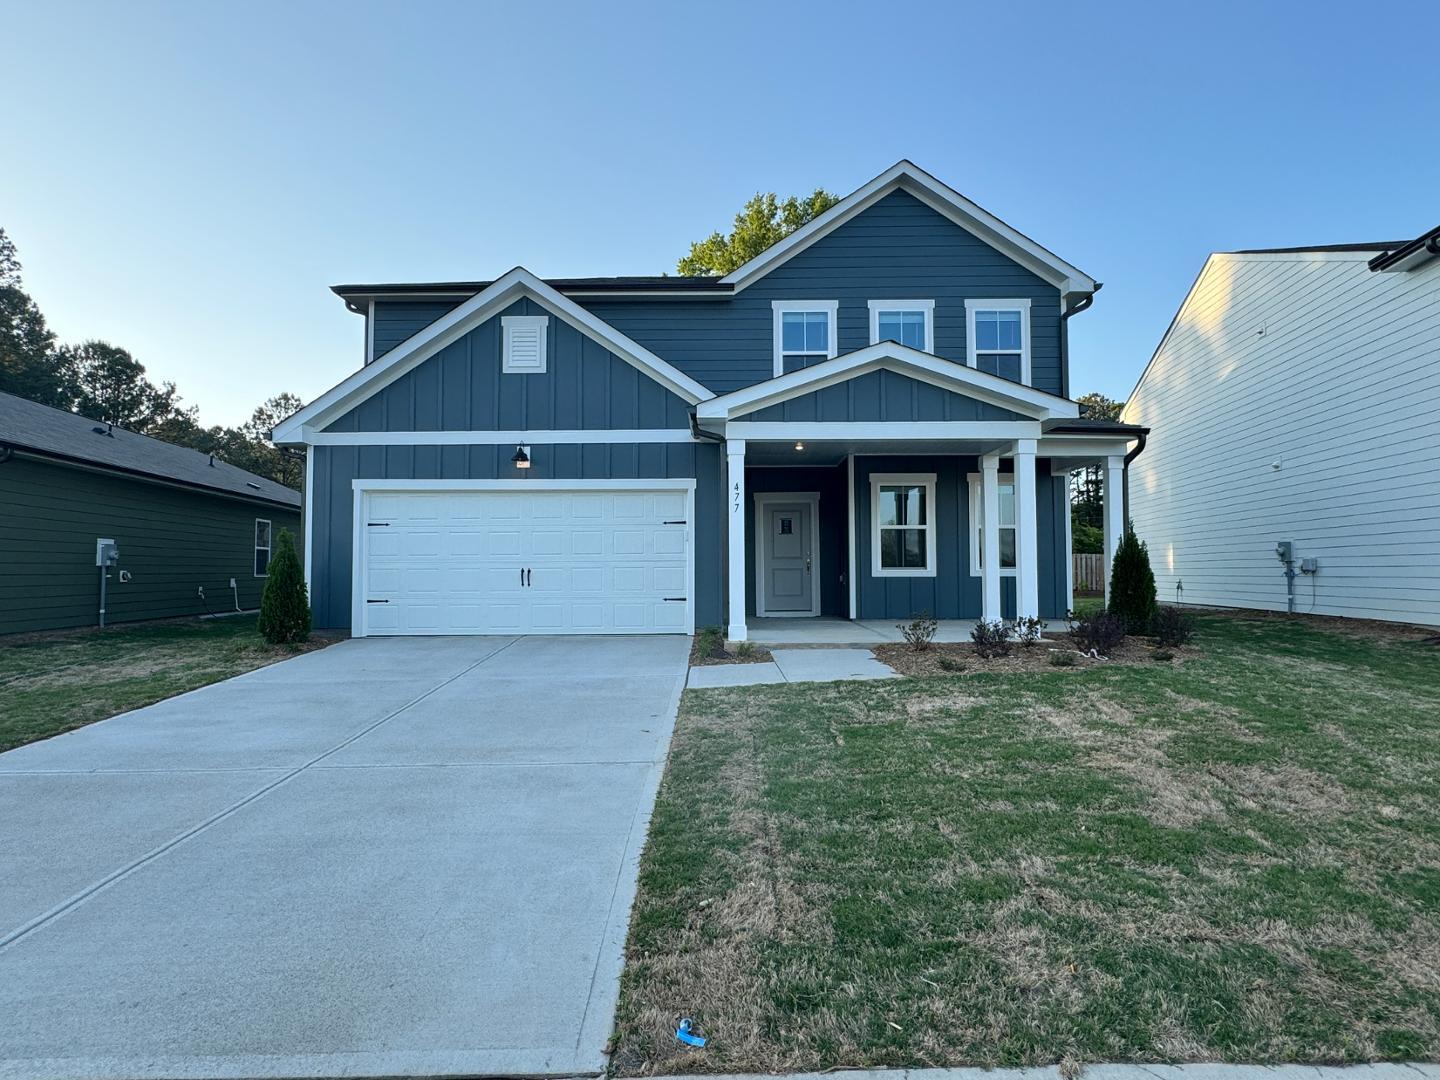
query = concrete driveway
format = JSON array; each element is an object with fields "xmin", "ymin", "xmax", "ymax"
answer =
[{"xmin": 0, "ymin": 635, "xmax": 689, "ymax": 1080}]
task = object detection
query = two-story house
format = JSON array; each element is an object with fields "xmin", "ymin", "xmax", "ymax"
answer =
[{"xmin": 273, "ymin": 161, "xmax": 1144, "ymax": 641}]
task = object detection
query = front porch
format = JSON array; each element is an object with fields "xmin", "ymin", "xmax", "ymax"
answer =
[{"xmin": 747, "ymin": 616, "xmax": 984, "ymax": 645}]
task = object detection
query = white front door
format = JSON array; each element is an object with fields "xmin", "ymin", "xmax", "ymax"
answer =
[
  {"xmin": 759, "ymin": 501, "xmax": 816, "ymax": 615},
  {"xmin": 358, "ymin": 488, "xmax": 691, "ymax": 636}
]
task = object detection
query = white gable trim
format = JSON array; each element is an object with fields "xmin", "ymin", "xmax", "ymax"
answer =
[
  {"xmin": 695, "ymin": 342, "xmax": 1079, "ymax": 423},
  {"xmin": 273, "ymin": 267, "xmax": 713, "ymax": 444},
  {"xmin": 720, "ymin": 161, "xmax": 1097, "ymax": 299}
]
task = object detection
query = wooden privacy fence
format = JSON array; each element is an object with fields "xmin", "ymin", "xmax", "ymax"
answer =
[{"xmin": 1073, "ymin": 553, "xmax": 1105, "ymax": 594}]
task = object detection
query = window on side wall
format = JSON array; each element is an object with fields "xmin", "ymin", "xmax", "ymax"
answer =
[
  {"xmin": 772, "ymin": 300, "xmax": 838, "ymax": 376},
  {"xmin": 254, "ymin": 519, "xmax": 272, "ymax": 577},
  {"xmin": 868, "ymin": 300, "xmax": 933, "ymax": 351},
  {"xmin": 966, "ymin": 474, "xmax": 1017, "ymax": 576},
  {"xmin": 965, "ymin": 299, "xmax": 1031, "ymax": 384},
  {"xmin": 871, "ymin": 473, "xmax": 937, "ymax": 577}
]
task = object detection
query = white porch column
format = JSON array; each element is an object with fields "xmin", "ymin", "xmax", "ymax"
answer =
[
  {"xmin": 1015, "ymin": 439, "xmax": 1039, "ymax": 619},
  {"xmin": 981, "ymin": 454, "xmax": 1002, "ymax": 622},
  {"xmin": 1102, "ymin": 454, "xmax": 1125, "ymax": 605},
  {"xmin": 726, "ymin": 439, "xmax": 748, "ymax": 641}
]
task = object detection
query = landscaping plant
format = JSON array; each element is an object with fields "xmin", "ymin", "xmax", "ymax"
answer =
[
  {"xmin": 1151, "ymin": 604, "xmax": 1195, "ymax": 647},
  {"xmin": 969, "ymin": 618, "xmax": 1012, "ymax": 658},
  {"xmin": 898, "ymin": 611, "xmax": 938, "ymax": 651},
  {"xmin": 1068, "ymin": 609, "xmax": 1126, "ymax": 655},
  {"xmin": 1012, "ymin": 615, "xmax": 1046, "ymax": 646},
  {"xmin": 257, "ymin": 528, "xmax": 311, "ymax": 645},
  {"xmin": 1107, "ymin": 523, "xmax": 1158, "ymax": 633}
]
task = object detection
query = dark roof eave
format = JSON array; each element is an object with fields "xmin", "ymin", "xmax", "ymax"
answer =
[
  {"xmin": 1042, "ymin": 419, "xmax": 1150, "ymax": 436},
  {"xmin": 9, "ymin": 443, "xmax": 301, "ymax": 508},
  {"xmin": 1367, "ymin": 224, "xmax": 1440, "ymax": 271},
  {"xmin": 332, "ymin": 276, "xmax": 733, "ymax": 302}
]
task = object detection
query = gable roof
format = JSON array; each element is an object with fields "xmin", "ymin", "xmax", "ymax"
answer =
[
  {"xmin": 0, "ymin": 391, "xmax": 300, "ymax": 507},
  {"xmin": 274, "ymin": 268, "xmax": 715, "ymax": 444},
  {"xmin": 695, "ymin": 342, "xmax": 1080, "ymax": 423},
  {"xmin": 719, "ymin": 160, "xmax": 1098, "ymax": 301},
  {"xmin": 332, "ymin": 275, "xmax": 731, "ymax": 303}
]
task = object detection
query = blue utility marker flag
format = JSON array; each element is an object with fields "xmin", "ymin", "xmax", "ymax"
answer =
[{"xmin": 675, "ymin": 1018, "xmax": 707, "ymax": 1048}]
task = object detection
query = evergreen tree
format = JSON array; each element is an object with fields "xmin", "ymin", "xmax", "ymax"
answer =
[
  {"xmin": 257, "ymin": 528, "xmax": 311, "ymax": 644},
  {"xmin": 1108, "ymin": 523, "xmax": 1158, "ymax": 634}
]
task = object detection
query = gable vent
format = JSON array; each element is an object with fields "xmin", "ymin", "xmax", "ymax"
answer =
[{"xmin": 501, "ymin": 314, "xmax": 549, "ymax": 373}]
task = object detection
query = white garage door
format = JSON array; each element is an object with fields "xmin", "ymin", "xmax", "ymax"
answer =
[{"xmin": 357, "ymin": 487, "xmax": 691, "ymax": 636}]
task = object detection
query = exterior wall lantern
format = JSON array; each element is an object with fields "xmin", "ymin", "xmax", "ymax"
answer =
[{"xmin": 512, "ymin": 445, "xmax": 531, "ymax": 469}]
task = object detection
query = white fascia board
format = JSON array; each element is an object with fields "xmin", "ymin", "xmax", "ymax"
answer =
[
  {"xmin": 720, "ymin": 160, "xmax": 1097, "ymax": 298},
  {"xmin": 728, "ymin": 421, "xmax": 1042, "ymax": 441},
  {"xmin": 696, "ymin": 342, "xmax": 1078, "ymax": 421},
  {"xmin": 352, "ymin": 477, "xmax": 696, "ymax": 493},
  {"xmin": 1036, "ymin": 434, "xmax": 1136, "ymax": 460},
  {"xmin": 273, "ymin": 268, "xmax": 713, "ymax": 443},
  {"xmin": 307, "ymin": 428, "xmax": 694, "ymax": 446}
]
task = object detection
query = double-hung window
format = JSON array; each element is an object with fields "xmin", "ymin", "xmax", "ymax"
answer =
[
  {"xmin": 772, "ymin": 300, "xmax": 837, "ymax": 376},
  {"xmin": 965, "ymin": 298, "xmax": 1031, "ymax": 384},
  {"xmin": 967, "ymin": 475, "xmax": 1017, "ymax": 575},
  {"xmin": 871, "ymin": 473, "xmax": 936, "ymax": 577},
  {"xmin": 254, "ymin": 519, "xmax": 272, "ymax": 577},
  {"xmin": 868, "ymin": 300, "xmax": 934, "ymax": 351}
]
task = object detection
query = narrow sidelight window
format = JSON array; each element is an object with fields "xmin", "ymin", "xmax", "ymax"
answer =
[
  {"xmin": 254, "ymin": 519, "xmax": 272, "ymax": 577},
  {"xmin": 967, "ymin": 475, "xmax": 1017, "ymax": 575}
]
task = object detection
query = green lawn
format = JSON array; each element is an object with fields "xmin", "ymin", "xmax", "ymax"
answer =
[
  {"xmin": 0, "ymin": 616, "xmax": 334, "ymax": 753},
  {"xmin": 615, "ymin": 612, "xmax": 1440, "ymax": 1073}
]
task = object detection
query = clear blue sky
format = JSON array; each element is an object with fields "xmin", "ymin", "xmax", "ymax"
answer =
[{"xmin": 4, "ymin": 0, "xmax": 1437, "ymax": 426}]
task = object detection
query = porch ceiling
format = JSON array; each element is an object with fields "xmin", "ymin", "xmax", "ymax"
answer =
[{"xmin": 743, "ymin": 438, "xmax": 1018, "ymax": 466}]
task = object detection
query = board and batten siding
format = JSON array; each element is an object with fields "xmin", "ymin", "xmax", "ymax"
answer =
[
  {"xmin": 0, "ymin": 455, "xmax": 299, "ymax": 634},
  {"xmin": 368, "ymin": 191, "xmax": 1065, "ymax": 397},
  {"xmin": 1123, "ymin": 252, "xmax": 1440, "ymax": 626},
  {"xmin": 741, "ymin": 373, "xmax": 1028, "ymax": 423}
]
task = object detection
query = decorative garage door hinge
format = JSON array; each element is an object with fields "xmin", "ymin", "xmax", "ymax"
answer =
[
  {"xmin": 663, "ymin": 519, "xmax": 687, "ymax": 525},
  {"xmin": 663, "ymin": 597, "xmax": 687, "ymax": 602},
  {"xmin": 366, "ymin": 599, "xmax": 389, "ymax": 604},
  {"xmin": 366, "ymin": 522, "xmax": 390, "ymax": 527}
]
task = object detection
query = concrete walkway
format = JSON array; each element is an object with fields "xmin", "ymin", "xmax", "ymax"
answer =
[
  {"xmin": 648, "ymin": 1065, "xmax": 1440, "ymax": 1080},
  {"xmin": 687, "ymin": 646, "xmax": 898, "ymax": 687},
  {"xmin": 748, "ymin": 616, "xmax": 986, "ymax": 645},
  {"xmin": 0, "ymin": 635, "xmax": 690, "ymax": 1080}
]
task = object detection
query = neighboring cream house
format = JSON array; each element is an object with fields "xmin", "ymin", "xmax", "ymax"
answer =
[{"xmin": 1123, "ymin": 226, "xmax": 1440, "ymax": 626}]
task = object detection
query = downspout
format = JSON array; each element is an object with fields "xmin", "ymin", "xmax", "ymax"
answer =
[
  {"xmin": 1059, "ymin": 289, "xmax": 1098, "ymax": 401},
  {"xmin": 688, "ymin": 412, "xmax": 725, "ymax": 443},
  {"xmin": 1121, "ymin": 429, "xmax": 1148, "ymax": 528}
]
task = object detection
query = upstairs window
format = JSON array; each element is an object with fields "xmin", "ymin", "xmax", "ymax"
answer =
[
  {"xmin": 871, "ymin": 473, "xmax": 937, "ymax": 577},
  {"xmin": 868, "ymin": 300, "xmax": 934, "ymax": 351},
  {"xmin": 965, "ymin": 299, "xmax": 1031, "ymax": 384},
  {"xmin": 967, "ymin": 474, "xmax": 1017, "ymax": 575},
  {"xmin": 502, "ymin": 314, "xmax": 549, "ymax": 373},
  {"xmin": 254, "ymin": 519, "xmax": 272, "ymax": 577},
  {"xmin": 772, "ymin": 300, "xmax": 838, "ymax": 376}
]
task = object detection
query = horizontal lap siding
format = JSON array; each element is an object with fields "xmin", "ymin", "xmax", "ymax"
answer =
[
  {"xmin": 330, "ymin": 299, "xmax": 691, "ymax": 433},
  {"xmin": 310, "ymin": 442, "xmax": 722, "ymax": 632},
  {"xmin": 743, "ymin": 371, "xmax": 1027, "ymax": 423},
  {"xmin": 583, "ymin": 190, "xmax": 1064, "ymax": 395},
  {"xmin": 1124, "ymin": 255, "xmax": 1440, "ymax": 625},
  {"xmin": 0, "ymin": 457, "xmax": 299, "ymax": 634}
]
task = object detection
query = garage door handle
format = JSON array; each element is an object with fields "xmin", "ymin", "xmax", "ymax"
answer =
[
  {"xmin": 366, "ymin": 522, "xmax": 390, "ymax": 527},
  {"xmin": 367, "ymin": 599, "xmax": 389, "ymax": 604},
  {"xmin": 663, "ymin": 519, "xmax": 687, "ymax": 525},
  {"xmin": 526, "ymin": 568, "xmax": 532, "ymax": 587},
  {"xmin": 663, "ymin": 597, "xmax": 686, "ymax": 602}
]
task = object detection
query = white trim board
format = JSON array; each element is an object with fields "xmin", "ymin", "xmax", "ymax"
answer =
[
  {"xmin": 697, "ymin": 341, "xmax": 1078, "ymax": 423},
  {"xmin": 303, "ymin": 445, "xmax": 314, "ymax": 591},
  {"xmin": 752, "ymin": 491, "xmax": 822, "ymax": 617},
  {"xmin": 274, "ymin": 267, "xmax": 714, "ymax": 444},
  {"xmin": 727, "ymin": 421, "xmax": 1042, "ymax": 442},
  {"xmin": 308, "ymin": 428, "xmax": 695, "ymax": 446},
  {"xmin": 720, "ymin": 160, "xmax": 1097, "ymax": 299}
]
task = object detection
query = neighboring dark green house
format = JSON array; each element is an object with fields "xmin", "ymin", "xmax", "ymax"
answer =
[{"xmin": 0, "ymin": 391, "xmax": 301, "ymax": 635}]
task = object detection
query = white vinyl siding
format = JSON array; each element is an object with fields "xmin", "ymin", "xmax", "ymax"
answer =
[{"xmin": 1123, "ymin": 252, "xmax": 1440, "ymax": 626}]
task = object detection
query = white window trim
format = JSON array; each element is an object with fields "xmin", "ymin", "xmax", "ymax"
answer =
[
  {"xmin": 501, "ymin": 314, "xmax": 549, "ymax": 373},
  {"xmin": 771, "ymin": 300, "xmax": 838, "ymax": 378},
  {"xmin": 964, "ymin": 298, "xmax": 1031, "ymax": 386},
  {"xmin": 869, "ymin": 472, "xmax": 937, "ymax": 578},
  {"xmin": 867, "ymin": 299, "xmax": 934, "ymax": 352},
  {"xmin": 254, "ymin": 518, "xmax": 272, "ymax": 578},
  {"xmin": 967, "ymin": 472, "xmax": 1018, "ymax": 577}
]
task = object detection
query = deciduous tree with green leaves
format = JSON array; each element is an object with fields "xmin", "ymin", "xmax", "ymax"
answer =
[
  {"xmin": 0, "ymin": 228, "xmax": 68, "ymax": 408},
  {"xmin": 677, "ymin": 189, "xmax": 839, "ymax": 276}
]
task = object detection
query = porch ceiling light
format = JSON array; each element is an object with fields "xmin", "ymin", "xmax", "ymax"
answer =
[
  {"xmin": 794, "ymin": 441, "xmax": 805, "ymax": 451},
  {"xmin": 511, "ymin": 444, "xmax": 531, "ymax": 469}
]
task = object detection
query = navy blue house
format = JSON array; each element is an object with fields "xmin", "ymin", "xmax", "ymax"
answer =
[{"xmin": 274, "ymin": 162, "xmax": 1143, "ymax": 640}]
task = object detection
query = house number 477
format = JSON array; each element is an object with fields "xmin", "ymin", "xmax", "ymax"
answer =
[{"xmin": 732, "ymin": 481, "xmax": 740, "ymax": 513}]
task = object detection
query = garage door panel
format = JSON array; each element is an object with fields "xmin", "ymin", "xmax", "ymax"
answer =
[{"xmin": 360, "ymin": 489, "xmax": 689, "ymax": 636}]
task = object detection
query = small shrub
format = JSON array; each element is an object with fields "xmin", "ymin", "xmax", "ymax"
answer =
[
  {"xmin": 970, "ymin": 618, "xmax": 1012, "ymax": 659},
  {"xmin": 1151, "ymin": 605, "xmax": 1195, "ymax": 647},
  {"xmin": 695, "ymin": 626, "xmax": 725, "ymax": 659},
  {"xmin": 1048, "ymin": 651, "xmax": 1076, "ymax": 667},
  {"xmin": 1068, "ymin": 609, "xmax": 1125, "ymax": 655},
  {"xmin": 1013, "ymin": 615, "xmax": 1047, "ymax": 647},
  {"xmin": 257, "ymin": 528, "xmax": 310, "ymax": 645},
  {"xmin": 937, "ymin": 655, "xmax": 966, "ymax": 673},
  {"xmin": 898, "ymin": 611, "xmax": 939, "ymax": 651},
  {"xmin": 734, "ymin": 641, "xmax": 756, "ymax": 659},
  {"xmin": 1151, "ymin": 647, "xmax": 1176, "ymax": 662},
  {"xmin": 1108, "ymin": 523, "xmax": 1158, "ymax": 634}
]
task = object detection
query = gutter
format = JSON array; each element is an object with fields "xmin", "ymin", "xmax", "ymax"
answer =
[
  {"xmin": 1059, "ymin": 285, "xmax": 1099, "ymax": 401},
  {"xmin": 688, "ymin": 413, "xmax": 725, "ymax": 443}
]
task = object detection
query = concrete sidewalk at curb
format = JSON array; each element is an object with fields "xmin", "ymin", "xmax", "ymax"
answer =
[{"xmin": 639, "ymin": 1064, "xmax": 1440, "ymax": 1080}]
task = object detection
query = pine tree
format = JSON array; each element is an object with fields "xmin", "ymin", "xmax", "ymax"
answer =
[
  {"xmin": 257, "ymin": 528, "xmax": 311, "ymax": 644},
  {"xmin": 1108, "ymin": 523, "xmax": 1157, "ymax": 634}
]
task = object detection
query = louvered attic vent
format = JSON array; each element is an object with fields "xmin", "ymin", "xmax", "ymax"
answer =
[{"xmin": 501, "ymin": 314, "xmax": 549, "ymax": 373}]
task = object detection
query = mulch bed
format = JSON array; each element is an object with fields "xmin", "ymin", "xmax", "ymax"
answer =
[
  {"xmin": 688, "ymin": 637, "xmax": 774, "ymax": 667},
  {"xmin": 875, "ymin": 636, "xmax": 1189, "ymax": 676}
]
